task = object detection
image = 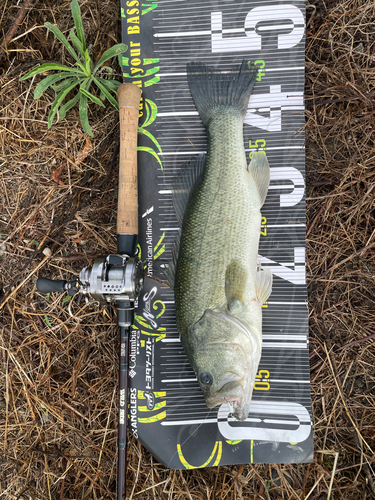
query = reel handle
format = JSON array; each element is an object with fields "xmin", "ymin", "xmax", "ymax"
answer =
[
  {"xmin": 36, "ymin": 278, "xmax": 66, "ymax": 294},
  {"xmin": 117, "ymin": 83, "xmax": 142, "ymax": 237},
  {"xmin": 36, "ymin": 278, "xmax": 78, "ymax": 296}
]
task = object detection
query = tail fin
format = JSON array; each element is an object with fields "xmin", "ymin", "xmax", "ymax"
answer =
[{"xmin": 186, "ymin": 60, "xmax": 258, "ymax": 127}]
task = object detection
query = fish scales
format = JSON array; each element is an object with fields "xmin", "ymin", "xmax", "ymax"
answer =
[
  {"xmin": 175, "ymin": 109, "xmax": 261, "ymax": 333},
  {"xmin": 169, "ymin": 61, "xmax": 272, "ymax": 421}
]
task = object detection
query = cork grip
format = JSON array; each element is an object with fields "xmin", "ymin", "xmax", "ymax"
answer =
[{"xmin": 117, "ymin": 83, "xmax": 142, "ymax": 235}]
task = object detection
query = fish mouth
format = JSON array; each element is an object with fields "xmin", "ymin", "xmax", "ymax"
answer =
[
  {"xmin": 205, "ymin": 371, "xmax": 254, "ymax": 421},
  {"xmin": 232, "ymin": 404, "xmax": 250, "ymax": 421},
  {"xmin": 206, "ymin": 380, "xmax": 244, "ymax": 409}
]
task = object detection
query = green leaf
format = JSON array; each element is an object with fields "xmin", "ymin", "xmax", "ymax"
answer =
[
  {"xmin": 95, "ymin": 76, "xmax": 121, "ymax": 92},
  {"xmin": 79, "ymin": 78, "xmax": 93, "ymax": 136},
  {"xmin": 34, "ymin": 72, "xmax": 79, "ymax": 98},
  {"xmin": 44, "ymin": 22, "xmax": 82, "ymax": 67},
  {"xmin": 79, "ymin": 87, "xmax": 105, "ymax": 107},
  {"xmin": 69, "ymin": 28, "xmax": 85, "ymax": 58},
  {"xmin": 94, "ymin": 80, "xmax": 114, "ymax": 100},
  {"xmin": 62, "ymin": 296, "xmax": 71, "ymax": 303},
  {"xmin": 20, "ymin": 63, "xmax": 83, "ymax": 80},
  {"xmin": 83, "ymin": 49, "xmax": 93, "ymax": 75},
  {"xmin": 44, "ymin": 314, "xmax": 52, "ymax": 327},
  {"xmin": 59, "ymin": 92, "xmax": 80, "ymax": 120},
  {"xmin": 48, "ymin": 80, "xmax": 80, "ymax": 128},
  {"xmin": 79, "ymin": 92, "xmax": 93, "ymax": 137},
  {"xmin": 93, "ymin": 77, "xmax": 119, "ymax": 110},
  {"xmin": 51, "ymin": 77, "xmax": 79, "ymax": 92},
  {"xmin": 93, "ymin": 43, "xmax": 128, "ymax": 73},
  {"xmin": 70, "ymin": 0, "xmax": 86, "ymax": 52}
]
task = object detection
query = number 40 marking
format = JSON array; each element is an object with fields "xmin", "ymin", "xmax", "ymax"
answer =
[{"xmin": 245, "ymin": 86, "xmax": 304, "ymax": 132}]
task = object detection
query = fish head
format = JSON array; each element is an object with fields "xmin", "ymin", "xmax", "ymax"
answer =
[{"xmin": 191, "ymin": 309, "xmax": 261, "ymax": 421}]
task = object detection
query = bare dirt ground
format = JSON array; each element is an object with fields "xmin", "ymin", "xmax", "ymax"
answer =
[{"xmin": 0, "ymin": 1, "xmax": 374, "ymax": 498}]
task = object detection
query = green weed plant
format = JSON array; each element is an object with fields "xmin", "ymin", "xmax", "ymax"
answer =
[{"xmin": 20, "ymin": 0, "xmax": 127, "ymax": 136}]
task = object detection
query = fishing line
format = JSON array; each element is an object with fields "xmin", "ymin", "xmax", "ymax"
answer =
[{"xmin": 166, "ymin": 406, "xmax": 217, "ymax": 468}]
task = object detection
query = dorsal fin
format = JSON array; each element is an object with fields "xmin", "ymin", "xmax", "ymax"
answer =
[{"xmin": 172, "ymin": 154, "xmax": 206, "ymax": 226}]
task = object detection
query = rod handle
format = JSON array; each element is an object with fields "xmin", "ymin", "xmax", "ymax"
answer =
[{"xmin": 117, "ymin": 83, "xmax": 142, "ymax": 236}]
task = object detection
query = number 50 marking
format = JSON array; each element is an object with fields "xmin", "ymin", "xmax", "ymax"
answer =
[{"xmin": 211, "ymin": 6, "xmax": 305, "ymax": 53}]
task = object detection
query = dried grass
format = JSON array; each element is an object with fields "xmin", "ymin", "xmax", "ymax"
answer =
[{"xmin": 0, "ymin": 0, "xmax": 374, "ymax": 498}]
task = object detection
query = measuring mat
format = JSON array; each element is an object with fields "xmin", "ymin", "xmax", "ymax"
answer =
[{"xmin": 120, "ymin": 0, "xmax": 313, "ymax": 468}]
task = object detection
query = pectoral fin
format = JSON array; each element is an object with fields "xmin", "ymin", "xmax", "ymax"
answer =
[
  {"xmin": 255, "ymin": 267, "xmax": 273, "ymax": 304},
  {"xmin": 248, "ymin": 152, "xmax": 270, "ymax": 207},
  {"xmin": 225, "ymin": 261, "xmax": 247, "ymax": 313}
]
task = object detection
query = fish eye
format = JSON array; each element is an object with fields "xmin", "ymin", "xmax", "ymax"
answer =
[{"xmin": 199, "ymin": 371, "xmax": 213, "ymax": 386}]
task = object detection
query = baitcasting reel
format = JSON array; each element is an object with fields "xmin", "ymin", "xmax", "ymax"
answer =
[{"xmin": 37, "ymin": 254, "xmax": 144, "ymax": 306}]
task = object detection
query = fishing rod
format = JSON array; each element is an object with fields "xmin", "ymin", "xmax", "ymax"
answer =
[{"xmin": 36, "ymin": 82, "xmax": 143, "ymax": 500}]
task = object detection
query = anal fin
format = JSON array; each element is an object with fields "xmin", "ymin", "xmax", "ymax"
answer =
[{"xmin": 256, "ymin": 267, "xmax": 273, "ymax": 305}]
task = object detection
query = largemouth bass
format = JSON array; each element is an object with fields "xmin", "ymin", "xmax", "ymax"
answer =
[{"xmin": 166, "ymin": 61, "xmax": 272, "ymax": 421}]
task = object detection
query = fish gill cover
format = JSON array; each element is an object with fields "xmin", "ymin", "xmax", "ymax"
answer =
[{"xmin": 120, "ymin": 0, "xmax": 312, "ymax": 468}]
